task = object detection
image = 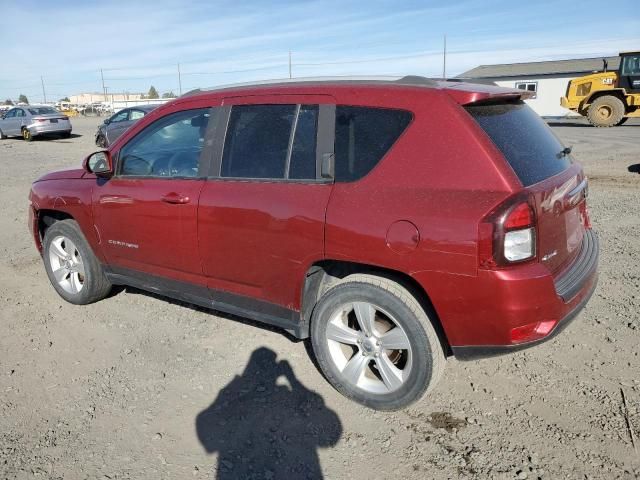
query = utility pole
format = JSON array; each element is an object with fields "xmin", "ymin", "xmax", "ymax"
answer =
[
  {"xmin": 40, "ymin": 76, "xmax": 47, "ymax": 103},
  {"xmin": 178, "ymin": 63, "xmax": 182, "ymax": 95},
  {"xmin": 288, "ymin": 51, "xmax": 292, "ymax": 79},
  {"xmin": 442, "ymin": 34, "xmax": 447, "ymax": 80},
  {"xmin": 100, "ymin": 69, "xmax": 107, "ymax": 101}
]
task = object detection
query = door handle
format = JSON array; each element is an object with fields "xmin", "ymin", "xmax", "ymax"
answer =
[{"xmin": 161, "ymin": 193, "xmax": 190, "ymax": 204}]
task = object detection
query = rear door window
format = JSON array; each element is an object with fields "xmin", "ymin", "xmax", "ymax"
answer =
[
  {"xmin": 334, "ymin": 106, "xmax": 412, "ymax": 182},
  {"xmin": 221, "ymin": 104, "xmax": 319, "ymax": 180},
  {"xmin": 465, "ymin": 101, "xmax": 571, "ymax": 186}
]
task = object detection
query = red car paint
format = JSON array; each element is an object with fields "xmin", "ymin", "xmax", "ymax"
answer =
[{"xmin": 29, "ymin": 78, "xmax": 598, "ymax": 357}]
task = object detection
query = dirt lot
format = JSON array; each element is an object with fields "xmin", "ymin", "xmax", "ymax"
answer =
[{"xmin": 1, "ymin": 116, "xmax": 639, "ymax": 480}]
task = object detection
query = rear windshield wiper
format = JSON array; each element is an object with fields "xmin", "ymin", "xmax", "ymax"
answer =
[{"xmin": 557, "ymin": 146, "xmax": 572, "ymax": 159}]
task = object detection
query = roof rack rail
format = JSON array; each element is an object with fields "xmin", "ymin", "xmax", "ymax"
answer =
[{"xmin": 179, "ymin": 75, "xmax": 442, "ymax": 98}]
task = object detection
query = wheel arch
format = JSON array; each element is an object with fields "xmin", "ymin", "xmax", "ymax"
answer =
[
  {"xmin": 299, "ymin": 260, "xmax": 452, "ymax": 356},
  {"xmin": 38, "ymin": 209, "xmax": 76, "ymax": 243},
  {"xmin": 581, "ymin": 89, "xmax": 629, "ymax": 112}
]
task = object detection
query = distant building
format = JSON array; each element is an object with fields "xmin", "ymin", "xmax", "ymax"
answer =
[
  {"xmin": 457, "ymin": 56, "xmax": 619, "ymax": 117},
  {"xmin": 69, "ymin": 92, "xmax": 144, "ymax": 104}
]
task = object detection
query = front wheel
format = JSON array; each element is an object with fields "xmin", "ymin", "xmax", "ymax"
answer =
[
  {"xmin": 22, "ymin": 128, "xmax": 33, "ymax": 141},
  {"xmin": 587, "ymin": 95, "xmax": 625, "ymax": 127},
  {"xmin": 310, "ymin": 274, "xmax": 445, "ymax": 410},
  {"xmin": 42, "ymin": 219, "xmax": 112, "ymax": 304}
]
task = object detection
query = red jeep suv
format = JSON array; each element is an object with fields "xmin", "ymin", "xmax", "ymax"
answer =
[{"xmin": 28, "ymin": 77, "xmax": 598, "ymax": 410}]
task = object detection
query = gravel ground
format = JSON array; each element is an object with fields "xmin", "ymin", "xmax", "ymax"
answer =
[{"xmin": 1, "ymin": 116, "xmax": 639, "ymax": 480}]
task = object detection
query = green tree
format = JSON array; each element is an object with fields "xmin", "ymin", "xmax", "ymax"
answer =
[
  {"xmin": 3, "ymin": 99, "xmax": 13, "ymax": 106},
  {"xmin": 162, "ymin": 91, "xmax": 176, "ymax": 99},
  {"xmin": 18, "ymin": 94, "xmax": 29, "ymax": 104},
  {"xmin": 147, "ymin": 86, "xmax": 159, "ymax": 99},
  {"xmin": 59, "ymin": 97, "xmax": 70, "ymax": 102}
]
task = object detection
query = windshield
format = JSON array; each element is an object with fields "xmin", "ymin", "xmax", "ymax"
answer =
[
  {"xmin": 465, "ymin": 101, "xmax": 571, "ymax": 186},
  {"xmin": 28, "ymin": 107, "xmax": 59, "ymax": 115}
]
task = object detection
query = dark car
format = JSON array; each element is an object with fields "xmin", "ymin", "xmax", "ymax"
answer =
[
  {"xmin": 95, "ymin": 105, "xmax": 157, "ymax": 147},
  {"xmin": 29, "ymin": 76, "xmax": 598, "ymax": 410}
]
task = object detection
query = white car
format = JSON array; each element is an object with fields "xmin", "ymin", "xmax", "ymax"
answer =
[{"xmin": 0, "ymin": 105, "xmax": 72, "ymax": 141}]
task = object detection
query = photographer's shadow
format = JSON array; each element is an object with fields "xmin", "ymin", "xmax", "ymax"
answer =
[{"xmin": 196, "ymin": 347, "xmax": 342, "ymax": 479}]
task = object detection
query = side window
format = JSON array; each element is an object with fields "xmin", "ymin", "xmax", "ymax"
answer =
[
  {"xmin": 515, "ymin": 81, "xmax": 538, "ymax": 99},
  {"xmin": 622, "ymin": 55, "xmax": 640, "ymax": 75},
  {"xmin": 334, "ymin": 106, "xmax": 412, "ymax": 182},
  {"xmin": 221, "ymin": 105, "xmax": 296, "ymax": 179},
  {"xmin": 288, "ymin": 105, "xmax": 319, "ymax": 179},
  {"xmin": 4, "ymin": 109, "xmax": 16, "ymax": 118},
  {"xmin": 16, "ymin": 109, "xmax": 25, "ymax": 117},
  {"xmin": 119, "ymin": 108, "xmax": 210, "ymax": 178},
  {"xmin": 129, "ymin": 110, "xmax": 145, "ymax": 121},
  {"xmin": 110, "ymin": 110, "xmax": 129, "ymax": 123}
]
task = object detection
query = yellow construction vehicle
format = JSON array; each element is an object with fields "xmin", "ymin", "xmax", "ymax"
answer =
[{"xmin": 561, "ymin": 51, "xmax": 640, "ymax": 127}]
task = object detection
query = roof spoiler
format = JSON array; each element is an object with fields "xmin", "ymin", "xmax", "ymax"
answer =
[{"xmin": 443, "ymin": 82, "xmax": 534, "ymax": 105}]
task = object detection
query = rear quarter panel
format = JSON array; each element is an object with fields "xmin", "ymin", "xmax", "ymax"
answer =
[{"xmin": 325, "ymin": 88, "xmax": 521, "ymax": 338}]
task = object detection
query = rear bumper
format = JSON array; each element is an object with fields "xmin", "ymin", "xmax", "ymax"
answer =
[
  {"xmin": 451, "ymin": 272, "xmax": 597, "ymax": 360},
  {"xmin": 28, "ymin": 122, "xmax": 72, "ymax": 135},
  {"xmin": 418, "ymin": 229, "xmax": 599, "ymax": 360}
]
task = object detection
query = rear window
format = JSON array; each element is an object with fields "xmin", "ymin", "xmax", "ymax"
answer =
[
  {"xmin": 465, "ymin": 101, "xmax": 571, "ymax": 186},
  {"xmin": 335, "ymin": 106, "xmax": 412, "ymax": 182},
  {"xmin": 28, "ymin": 107, "xmax": 58, "ymax": 115}
]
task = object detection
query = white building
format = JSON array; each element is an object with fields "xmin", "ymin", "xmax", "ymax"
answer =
[{"xmin": 457, "ymin": 56, "xmax": 619, "ymax": 117}]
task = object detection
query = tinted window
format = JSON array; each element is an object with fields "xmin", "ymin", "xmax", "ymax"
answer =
[
  {"xmin": 28, "ymin": 107, "xmax": 57, "ymax": 115},
  {"xmin": 334, "ymin": 106, "xmax": 412, "ymax": 182},
  {"xmin": 222, "ymin": 105, "xmax": 296, "ymax": 179},
  {"xmin": 622, "ymin": 55, "xmax": 640, "ymax": 75},
  {"xmin": 466, "ymin": 101, "xmax": 571, "ymax": 186},
  {"xmin": 288, "ymin": 105, "xmax": 318, "ymax": 179},
  {"xmin": 119, "ymin": 109, "xmax": 210, "ymax": 178}
]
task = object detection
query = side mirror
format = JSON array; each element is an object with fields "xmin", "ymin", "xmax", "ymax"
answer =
[
  {"xmin": 83, "ymin": 151, "xmax": 113, "ymax": 177},
  {"xmin": 103, "ymin": 118, "xmax": 110, "ymax": 125}
]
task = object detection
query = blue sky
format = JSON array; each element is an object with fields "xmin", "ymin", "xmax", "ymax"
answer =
[{"xmin": 1, "ymin": 0, "xmax": 638, "ymax": 102}]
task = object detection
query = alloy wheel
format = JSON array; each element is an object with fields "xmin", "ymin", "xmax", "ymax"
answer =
[
  {"xmin": 48, "ymin": 235, "xmax": 85, "ymax": 294},
  {"xmin": 325, "ymin": 301, "xmax": 412, "ymax": 394}
]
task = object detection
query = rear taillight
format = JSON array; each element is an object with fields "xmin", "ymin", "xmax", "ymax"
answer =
[
  {"xmin": 35, "ymin": 118, "xmax": 46, "ymax": 123},
  {"xmin": 479, "ymin": 195, "xmax": 537, "ymax": 269}
]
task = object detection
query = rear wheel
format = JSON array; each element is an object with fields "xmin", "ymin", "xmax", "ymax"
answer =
[
  {"xmin": 42, "ymin": 219, "xmax": 112, "ymax": 304},
  {"xmin": 310, "ymin": 274, "xmax": 445, "ymax": 410},
  {"xmin": 587, "ymin": 95, "xmax": 625, "ymax": 127},
  {"xmin": 22, "ymin": 128, "xmax": 33, "ymax": 141}
]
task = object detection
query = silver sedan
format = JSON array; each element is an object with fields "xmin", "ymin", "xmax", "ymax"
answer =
[{"xmin": 0, "ymin": 105, "xmax": 72, "ymax": 141}]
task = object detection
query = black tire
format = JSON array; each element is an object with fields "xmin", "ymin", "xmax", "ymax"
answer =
[
  {"xmin": 42, "ymin": 219, "xmax": 112, "ymax": 304},
  {"xmin": 587, "ymin": 95, "xmax": 625, "ymax": 127},
  {"xmin": 61, "ymin": 131, "xmax": 71, "ymax": 138},
  {"xmin": 310, "ymin": 274, "xmax": 445, "ymax": 410},
  {"xmin": 616, "ymin": 117, "xmax": 629, "ymax": 126},
  {"xmin": 22, "ymin": 128, "xmax": 33, "ymax": 141},
  {"xmin": 0, "ymin": 129, "xmax": 6, "ymax": 139}
]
